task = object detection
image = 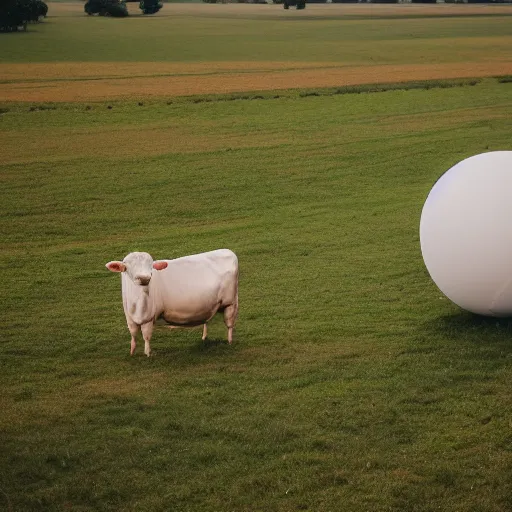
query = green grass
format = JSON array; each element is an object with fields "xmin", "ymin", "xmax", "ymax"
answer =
[
  {"xmin": 1, "ymin": 3, "xmax": 512, "ymax": 64},
  {"xmin": 1, "ymin": 77, "xmax": 512, "ymax": 511}
]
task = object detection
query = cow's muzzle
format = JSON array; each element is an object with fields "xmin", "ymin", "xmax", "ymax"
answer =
[{"xmin": 135, "ymin": 275, "xmax": 151, "ymax": 286}]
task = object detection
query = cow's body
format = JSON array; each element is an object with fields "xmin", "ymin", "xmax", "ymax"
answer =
[{"xmin": 106, "ymin": 249, "xmax": 238, "ymax": 356}]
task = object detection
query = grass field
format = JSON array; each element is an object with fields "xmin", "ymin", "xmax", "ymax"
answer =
[
  {"xmin": 1, "ymin": 3, "xmax": 512, "ymax": 511},
  {"xmin": 1, "ymin": 3, "xmax": 512, "ymax": 101}
]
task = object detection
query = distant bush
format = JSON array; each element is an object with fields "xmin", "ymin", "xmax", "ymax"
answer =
[
  {"xmin": 139, "ymin": 0, "xmax": 162, "ymax": 14},
  {"xmin": 84, "ymin": 0, "xmax": 161, "ymax": 16},
  {"xmin": 0, "ymin": 0, "xmax": 48, "ymax": 32},
  {"xmin": 282, "ymin": 0, "xmax": 306, "ymax": 9},
  {"xmin": 84, "ymin": 0, "xmax": 129, "ymax": 16}
]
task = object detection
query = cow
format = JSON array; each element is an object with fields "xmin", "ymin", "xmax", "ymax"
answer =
[{"xmin": 106, "ymin": 249, "xmax": 239, "ymax": 356}]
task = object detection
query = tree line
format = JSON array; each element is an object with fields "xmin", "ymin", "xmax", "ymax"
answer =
[{"xmin": 0, "ymin": 0, "xmax": 162, "ymax": 29}]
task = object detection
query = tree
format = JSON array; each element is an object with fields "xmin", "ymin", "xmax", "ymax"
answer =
[
  {"xmin": 84, "ymin": 0, "xmax": 128, "ymax": 16},
  {"xmin": 0, "ymin": 0, "xmax": 48, "ymax": 32},
  {"xmin": 139, "ymin": 0, "xmax": 162, "ymax": 14}
]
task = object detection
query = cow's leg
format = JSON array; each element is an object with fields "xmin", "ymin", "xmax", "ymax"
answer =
[
  {"xmin": 127, "ymin": 321, "xmax": 140, "ymax": 356},
  {"xmin": 223, "ymin": 302, "xmax": 238, "ymax": 345},
  {"xmin": 202, "ymin": 323, "xmax": 208, "ymax": 341},
  {"xmin": 141, "ymin": 321, "xmax": 154, "ymax": 357}
]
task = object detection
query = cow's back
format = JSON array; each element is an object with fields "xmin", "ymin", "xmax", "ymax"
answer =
[{"xmin": 153, "ymin": 249, "xmax": 238, "ymax": 325}]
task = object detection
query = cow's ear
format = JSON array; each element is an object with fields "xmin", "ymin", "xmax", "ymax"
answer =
[
  {"xmin": 106, "ymin": 261, "xmax": 126, "ymax": 272},
  {"xmin": 153, "ymin": 261, "xmax": 168, "ymax": 271}
]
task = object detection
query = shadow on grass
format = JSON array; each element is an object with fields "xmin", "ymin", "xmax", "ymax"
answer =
[
  {"xmin": 422, "ymin": 311, "xmax": 512, "ymax": 349},
  {"xmin": 428, "ymin": 311, "xmax": 512, "ymax": 333},
  {"xmin": 399, "ymin": 312, "xmax": 512, "ymax": 387},
  {"xmin": 141, "ymin": 336, "xmax": 234, "ymax": 364},
  {"xmin": 191, "ymin": 337, "xmax": 231, "ymax": 353}
]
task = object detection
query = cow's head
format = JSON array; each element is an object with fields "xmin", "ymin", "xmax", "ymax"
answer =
[{"xmin": 106, "ymin": 252, "xmax": 168, "ymax": 286}]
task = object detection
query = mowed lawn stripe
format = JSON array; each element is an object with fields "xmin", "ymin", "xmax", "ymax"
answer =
[{"xmin": 2, "ymin": 88, "xmax": 511, "ymax": 165}]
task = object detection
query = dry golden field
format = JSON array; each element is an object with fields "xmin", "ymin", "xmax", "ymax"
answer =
[{"xmin": 2, "ymin": 61, "xmax": 512, "ymax": 102}]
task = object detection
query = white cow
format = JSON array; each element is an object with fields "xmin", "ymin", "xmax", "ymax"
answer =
[{"xmin": 106, "ymin": 249, "xmax": 239, "ymax": 356}]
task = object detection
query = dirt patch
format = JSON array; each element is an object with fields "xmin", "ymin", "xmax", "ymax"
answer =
[{"xmin": 1, "ymin": 61, "xmax": 511, "ymax": 103}]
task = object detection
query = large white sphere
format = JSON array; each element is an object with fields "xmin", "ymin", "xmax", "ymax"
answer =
[{"xmin": 420, "ymin": 151, "xmax": 512, "ymax": 316}]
